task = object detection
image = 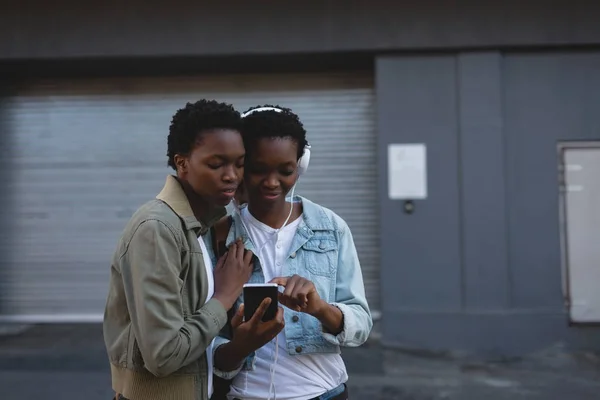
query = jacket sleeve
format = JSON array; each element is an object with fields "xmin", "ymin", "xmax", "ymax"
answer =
[
  {"xmin": 120, "ymin": 219, "xmax": 228, "ymax": 377},
  {"xmin": 322, "ymin": 221, "xmax": 373, "ymax": 347},
  {"xmin": 211, "ymin": 299, "xmax": 257, "ymax": 379}
]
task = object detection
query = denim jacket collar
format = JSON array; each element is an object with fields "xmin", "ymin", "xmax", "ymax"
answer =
[{"xmin": 226, "ymin": 196, "xmax": 335, "ymax": 248}]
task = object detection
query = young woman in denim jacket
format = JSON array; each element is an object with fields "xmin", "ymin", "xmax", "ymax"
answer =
[{"xmin": 209, "ymin": 105, "xmax": 373, "ymax": 400}]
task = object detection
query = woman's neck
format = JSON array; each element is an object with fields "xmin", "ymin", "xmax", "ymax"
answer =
[
  {"xmin": 248, "ymin": 199, "xmax": 294, "ymax": 230},
  {"xmin": 177, "ymin": 178, "xmax": 211, "ymax": 222}
]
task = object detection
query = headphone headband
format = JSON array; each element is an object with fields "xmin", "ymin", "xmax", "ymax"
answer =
[
  {"xmin": 241, "ymin": 106, "xmax": 284, "ymax": 118},
  {"xmin": 241, "ymin": 105, "xmax": 311, "ymax": 175}
]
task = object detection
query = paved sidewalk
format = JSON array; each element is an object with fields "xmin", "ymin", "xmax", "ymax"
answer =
[
  {"xmin": 349, "ymin": 341, "xmax": 600, "ymax": 399},
  {"xmin": 0, "ymin": 324, "xmax": 599, "ymax": 399}
]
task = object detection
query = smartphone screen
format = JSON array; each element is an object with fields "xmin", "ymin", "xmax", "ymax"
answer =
[{"xmin": 243, "ymin": 283, "xmax": 279, "ymax": 322}]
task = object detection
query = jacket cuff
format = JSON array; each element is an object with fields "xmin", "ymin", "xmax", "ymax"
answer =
[
  {"xmin": 321, "ymin": 302, "xmax": 355, "ymax": 346},
  {"xmin": 201, "ymin": 298, "xmax": 228, "ymax": 329}
]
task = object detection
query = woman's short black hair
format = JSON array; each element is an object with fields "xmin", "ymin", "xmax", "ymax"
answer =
[
  {"xmin": 241, "ymin": 104, "xmax": 308, "ymax": 160},
  {"xmin": 167, "ymin": 99, "xmax": 242, "ymax": 169}
]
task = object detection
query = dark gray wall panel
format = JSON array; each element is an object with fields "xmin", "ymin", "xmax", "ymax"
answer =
[
  {"xmin": 458, "ymin": 53, "xmax": 510, "ymax": 310},
  {"xmin": 377, "ymin": 55, "xmax": 462, "ymax": 317},
  {"xmin": 378, "ymin": 50, "xmax": 600, "ymax": 356},
  {"xmin": 503, "ymin": 52, "xmax": 600, "ymax": 309},
  {"xmin": 2, "ymin": 0, "xmax": 600, "ymax": 60}
]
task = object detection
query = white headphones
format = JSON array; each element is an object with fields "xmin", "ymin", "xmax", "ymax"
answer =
[{"xmin": 241, "ymin": 106, "xmax": 311, "ymax": 176}]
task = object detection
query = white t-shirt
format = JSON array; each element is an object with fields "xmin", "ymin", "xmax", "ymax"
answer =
[
  {"xmin": 228, "ymin": 206, "xmax": 347, "ymax": 400},
  {"xmin": 197, "ymin": 235, "xmax": 215, "ymax": 398}
]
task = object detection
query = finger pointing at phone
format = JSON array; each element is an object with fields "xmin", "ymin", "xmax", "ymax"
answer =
[
  {"xmin": 270, "ymin": 275, "xmax": 344, "ymax": 335},
  {"xmin": 269, "ymin": 275, "xmax": 325, "ymax": 316}
]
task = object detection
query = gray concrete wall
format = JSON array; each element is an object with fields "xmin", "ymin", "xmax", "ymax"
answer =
[
  {"xmin": 377, "ymin": 50, "xmax": 600, "ymax": 357},
  {"xmin": 1, "ymin": 0, "xmax": 600, "ymax": 60}
]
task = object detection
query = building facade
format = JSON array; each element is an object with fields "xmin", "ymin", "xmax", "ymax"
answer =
[{"xmin": 1, "ymin": 0, "xmax": 599, "ymax": 357}]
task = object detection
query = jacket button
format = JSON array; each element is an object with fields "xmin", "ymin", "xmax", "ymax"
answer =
[
  {"xmin": 290, "ymin": 252, "xmax": 296, "ymax": 258},
  {"xmin": 295, "ymin": 346, "xmax": 303, "ymax": 353},
  {"xmin": 319, "ymin": 243, "xmax": 326, "ymax": 250},
  {"xmin": 292, "ymin": 315, "xmax": 299, "ymax": 322}
]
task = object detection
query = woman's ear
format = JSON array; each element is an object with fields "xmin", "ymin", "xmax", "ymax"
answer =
[{"xmin": 174, "ymin": 154, "xmax": 187, "ymax": 175}]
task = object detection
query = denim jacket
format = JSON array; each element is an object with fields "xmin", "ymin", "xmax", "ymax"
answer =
[{"xmin": 205, "ymin": 196, "xmax": 372, "ymax": 379}]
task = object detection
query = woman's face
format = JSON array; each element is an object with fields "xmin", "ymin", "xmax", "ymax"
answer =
[
  {"xmin": 244, "ymin": 137, "xmax": 299, "ymax": 207},
  {"xmin": 175, "ymin": 128, "xmax": 245, "ymax": 207}
]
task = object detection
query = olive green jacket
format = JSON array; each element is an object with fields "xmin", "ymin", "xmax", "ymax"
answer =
[{"xmin": 103, "ymin": 175, "xmax": 227, "ymax": 400}]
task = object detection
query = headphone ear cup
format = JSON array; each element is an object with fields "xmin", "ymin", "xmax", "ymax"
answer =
[{"xmin": 297, "ymin": 145, "xmax": 311, "ymax": 176}]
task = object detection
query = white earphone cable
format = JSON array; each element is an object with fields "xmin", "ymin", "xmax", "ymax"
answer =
[
  {"xmin": 233, "ymin": 185, "xmax": 296, "ymax": 400},
  {"xmin": 267, "ymin": 334, "xmax": 279, "ymax": 400},
  {"xmin": 231, "ymin": 131, "xmax": 305, "ymax": 399}
]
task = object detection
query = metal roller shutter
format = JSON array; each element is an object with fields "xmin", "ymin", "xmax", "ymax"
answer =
[{"xmin": 0, "ymin": 72, "xmax": 380, "ymax": 322}]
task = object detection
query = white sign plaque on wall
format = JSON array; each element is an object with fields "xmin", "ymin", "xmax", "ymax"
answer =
[{"xmin": 387, "ymin": 143, "xmax": 427, "ymax": 200}]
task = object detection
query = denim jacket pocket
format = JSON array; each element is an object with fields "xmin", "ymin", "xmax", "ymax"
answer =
[{"xmin": 301, "ymin": 238, "xmax": 337, "ymax": 277}]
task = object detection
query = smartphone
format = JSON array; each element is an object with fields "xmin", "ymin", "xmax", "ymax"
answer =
[{"xmin": 243, "ymin": 283, "xmax": 279, "ymax": 322}]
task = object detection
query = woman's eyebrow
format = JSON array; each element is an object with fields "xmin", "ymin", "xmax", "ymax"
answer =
[{"xmin": 209, "ymin": 154, "xmax": 244, "ymax": 161}]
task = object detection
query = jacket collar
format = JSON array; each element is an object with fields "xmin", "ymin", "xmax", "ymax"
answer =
[
  {"xmin": 156, "ymin": 175, "xmax": 226, "ymax": 235},
  {"xmin": 298, "ymin": 196, "xmax": 335, "ymax": 231},
  {"xmin": 227, "ymin": 195, "xmax": 335, "ymax": 247}
]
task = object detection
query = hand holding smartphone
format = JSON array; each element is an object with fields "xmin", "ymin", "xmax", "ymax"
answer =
[
  {"xmin": 223, "ymin": 283, "xmax": 285, "ymax": 361},
  {"xmin": 243, "ymin": 283, "xmax": 279, "ymax": 322}
]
